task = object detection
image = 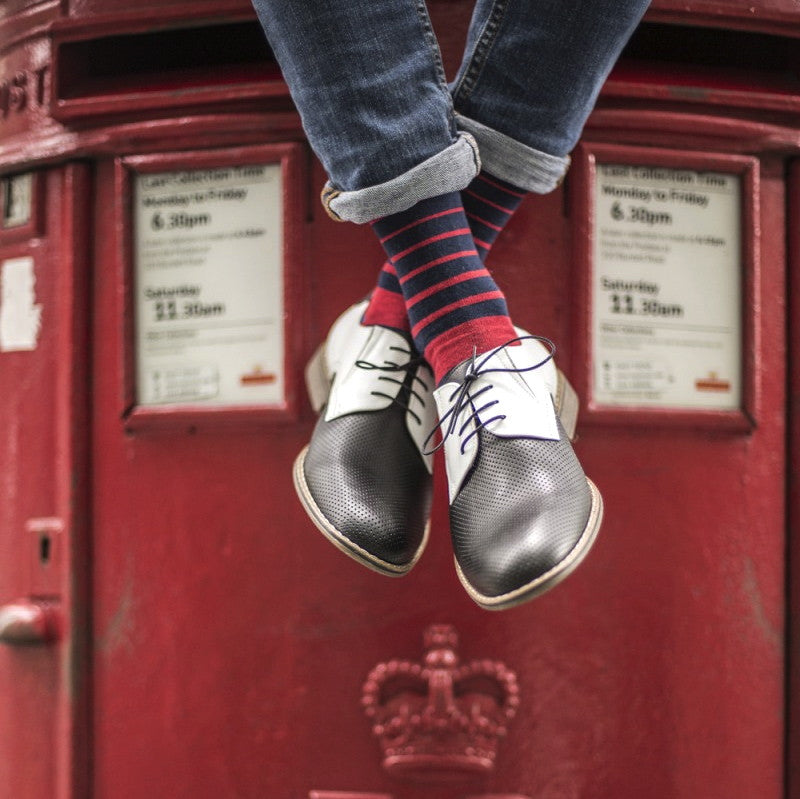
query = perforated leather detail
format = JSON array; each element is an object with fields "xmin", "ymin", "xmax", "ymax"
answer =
[
  {"xmin": 449, "ymin": 417, "xmax": 592, "ymax": 598},
  {"xmin": 304, "ymin": 398, "xmax": 433, "ymax": 567}
]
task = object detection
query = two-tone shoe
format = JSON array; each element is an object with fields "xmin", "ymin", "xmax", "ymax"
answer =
[
  {"xmin": 294, "ymin": 301, "xmax": 436, "ymax": 576},
  {"xmin": 431, "ymin": 333, "xmax": 602, "ymax": 609}
]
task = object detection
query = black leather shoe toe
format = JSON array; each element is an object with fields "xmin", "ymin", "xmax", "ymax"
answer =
[{"xmin": 294, "ymin": 301, "xmax": 435, "ymax": 575}]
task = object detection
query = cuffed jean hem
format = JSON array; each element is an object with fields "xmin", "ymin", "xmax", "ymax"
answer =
[
  {"xmin": 321, "ymin": 133, "xmax": 480, "ymax": 224},
  {"xmin": 455, "ymin": 114, "xmax": 570, "ymax": 194}
]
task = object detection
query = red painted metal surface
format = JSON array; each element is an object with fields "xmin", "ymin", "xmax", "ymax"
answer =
[
  {"xmin": 0, "ymin": 165, "xmax": 91, "ymax": 798},
  {"xmin": 87, "ymin": 157, "xmax": 787, "ymax": 799},
  {"xmin": 788, "ymin": 159, "xmax": 800, "ymax": 799},
  {"xmin": 0, "ymin": 1, "xmax": 797, "ymax": 797}
]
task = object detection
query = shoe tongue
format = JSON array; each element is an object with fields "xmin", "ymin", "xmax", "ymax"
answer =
[
  {"xmin": 391, "ymin": 327, "xmax": 417, "ymax": 352},
  {"xmin": 368, "ymin": 322, "xmax": 414, "ymax": 347},
  {"xmin": 438, "ymin": 357, "xmax": 475, "ymax": 388},
  {"xmin": 438, "ymin": 337, "xmax": 538, "ymax": 387},
  {"xmin": 438, "ymin": 345, "xmax": 511, "ymax": 388},
  {"xmin": 368, "ymin": 325, "xmax": 420, "ymax": 366}
]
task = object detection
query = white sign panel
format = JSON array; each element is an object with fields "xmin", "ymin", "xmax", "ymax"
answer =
[
  {"xmin": 134, "ymin": 164, "xmax": 284, "ymax": 407},
  {"xmin": 592, "ymin": 164, "xmax": 742, "ymax": 410},
  {"xmin": 0, "ymin": 256, "xmax": 41, "ymax": 352},
  {"xmin": 2, "ymin": 173, "xmax": 33, "ymax": 229}
]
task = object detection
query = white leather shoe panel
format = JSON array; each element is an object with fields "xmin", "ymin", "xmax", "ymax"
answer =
[
  {"xmin": 318, "ymin": 301, "xmax": 435, "ymax": 472},
  {"xmin": 323, "ymin": 301, "xmax": 370, "ymax": 379},
  {"xmin": 489, "ymin": 346, "xmax": 560, "ymax": 441},
  {"xmin": 513, "ymin": 326, "xmax": 558, "ymax": 397},
  {"xmin": 433, "ymin": 337, "xmax": 562, "ymax": 503},
  {"xmin": 325, "ymin": 326, "xmax": 414, "ymax": 420},
  {"xmin": 405, "ymin": 362, "xmax": 436, "ymax": 474}
]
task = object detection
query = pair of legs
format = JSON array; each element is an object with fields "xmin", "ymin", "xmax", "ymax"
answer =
[{"xmin": 251, "ymin": 0, "xmax": 651, "ymax": 608}]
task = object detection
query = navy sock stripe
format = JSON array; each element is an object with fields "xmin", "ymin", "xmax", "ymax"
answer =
[
  {"xmin": 376, "ymin": 266, "xmax": 403, "ymax": 293},
  {"xmin": 413, "ymin": 298, "xmax": 512, "ymax": 351},
  {"xmin": 386, "ymin": 226, "xmax": 475, "ymax": 262},
  {"xmin": 475, "ymin": 172, "xmax": 526, "ymax": 200},
  {"xmin": 467, "ymin": 216, "xmax": 503, "ymax": 251},
  {"xmin": 399, "ymin": 254, "xmax": 484, "ymax": 294},
  {"xmin": 405, "ymin": 274, "xmax": 500, "ymax": 317},
  {"xmin": 463, "ymin": 193, "xmax": 517, "ymax": 230},
  {"xmin": 375, "ymin": 193, "xmax": 461, "ymax": 236}
]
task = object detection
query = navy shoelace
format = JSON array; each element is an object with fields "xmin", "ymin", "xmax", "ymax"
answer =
[
  {"xmin": 356, "ymin": 345, "xmax": 430, "ymax": 426},
  {"xmin": 423, "ymin": 335, "xmax": 556, "ymax": 456}
]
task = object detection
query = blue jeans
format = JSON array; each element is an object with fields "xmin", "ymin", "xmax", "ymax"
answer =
[{"xmin": 251, "ymin": 0, "xmax": 650, "ymax": 223}]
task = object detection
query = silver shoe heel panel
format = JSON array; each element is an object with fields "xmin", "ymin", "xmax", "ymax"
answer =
[
  {"xmin": 555, "ymin": 370, "xmax": 579, "ymax": 441},
  {"xmin": 304, "ymin": 342, "xmax": 331, "ymax": 413}
]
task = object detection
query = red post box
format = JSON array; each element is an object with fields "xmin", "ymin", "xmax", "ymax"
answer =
[{"xmin": 1, "ymin": 2, "xmax": 799, "ymax": 797}]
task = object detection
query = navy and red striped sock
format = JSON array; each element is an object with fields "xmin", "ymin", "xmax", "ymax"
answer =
[
  {"xmin": 362, "ymin": 171, "xmax": 526, "ymax": 339},
  {"xmin": 361, "ymin": 260, "xmax": 409, "ymax": 330},
  {"xmin": 370, "ymin": 191, "xmax": 516, "ymax": 384},
  {"xmin": 463, "ymin": 171, "xmax": 526, "ymax": 258}
]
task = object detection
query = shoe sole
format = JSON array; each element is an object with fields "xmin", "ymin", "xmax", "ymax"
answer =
[
  {"xmin": 305, "ymin": 339, "xmax": 580, "ymax": 440},
  {"xmin": 293, "ymin": 444, "xmax": 430, "ymax": 577},
  {"xmin": 454, "ymin": 478, "xmax": 604, "ymax": 611}
]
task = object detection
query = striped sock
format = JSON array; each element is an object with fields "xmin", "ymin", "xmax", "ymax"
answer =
[
  {"xmin": 361, "ymin": 171, "xmax": 526, "ymax": 335},
  {"xmin": 463, "ymin": 171, "xmax": 526, "ymax": 259},
  {"xmin": 371, "ymin": 191, "xmax": 516, "ymax": 384},
  {"xmin": 361, "ymin": 260, "xmax": 408, "ymax": 330}
]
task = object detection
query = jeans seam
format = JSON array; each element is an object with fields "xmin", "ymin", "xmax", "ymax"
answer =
[
  {"xmin": 451, "ymin": 0, "xmax": 510, "ymax": 107},
  {"xmin": 413, "ymin": 0, "xmax": 457, "ymax": 138}
]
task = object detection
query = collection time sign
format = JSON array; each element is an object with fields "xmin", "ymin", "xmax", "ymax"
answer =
[
  {"xmin": 134, "ymin": 163, "xmax": 285, "ymax": 408},
  {"xmin": 591, "ymin": 163, "xmax": 743, "ymax": 411}
]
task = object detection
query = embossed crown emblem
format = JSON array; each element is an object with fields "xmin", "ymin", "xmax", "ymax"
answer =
[{"xmin": 361, "ymin": 623, "xmax": 520, "ymax": 781}]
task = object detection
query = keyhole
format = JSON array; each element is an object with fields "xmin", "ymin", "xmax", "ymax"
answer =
[{"xmin": 39, "ymin": 535, "xmax": 51, "ymax": 565}]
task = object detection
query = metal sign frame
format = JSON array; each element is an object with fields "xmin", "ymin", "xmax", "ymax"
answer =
[
  {"xmin": 116, "ymin": 143, "xmax": 305, "ymax": 430},
  {"xmin": 571, "ymin": 142, "xmax": 760, "ymax": 431}
]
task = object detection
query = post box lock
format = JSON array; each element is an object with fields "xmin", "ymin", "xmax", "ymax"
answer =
[
  {"xmin": 26, "ymin": 517, "xmax": 64, "ymax": 597},
  {"xmin": 0, "ymin": 599, "xmax": 60, "ymax": 646}
]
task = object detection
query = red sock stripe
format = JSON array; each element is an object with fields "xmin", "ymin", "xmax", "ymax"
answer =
[
  {"xmin": 361, "ymin": 285, "xmax": 410, "ymax": 330},
  {"xmin": 390, "ymin": 228, "xmax": 473, "ymax": 262},
  {"xmin": 377, "ymin": 207, "xmax": 463, "ymax": 244},
  {"xmin": 464, "ymin": 189, "xmax": 516, "ymax": 215},
  {"xmin": 410, "ymin": 290, "xmax": 507, "ymax": 339},
  {"xmin": 405, "ymin": 268, "xmax": 487, "ymax": 309},
  {"xmin": 476, "ymin": 173, "xmax": 526, "ymax": 198},
  {"xmin": 466, "ymin": 211, "xmax": 503, "ymax": 232},
  {"xmin": 398, "ymin": 249, "xmax": 478, "ymax": 284},
  {"xmin": 426, "ymin": 315, "xmax": 518, "ymax": 383}
]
